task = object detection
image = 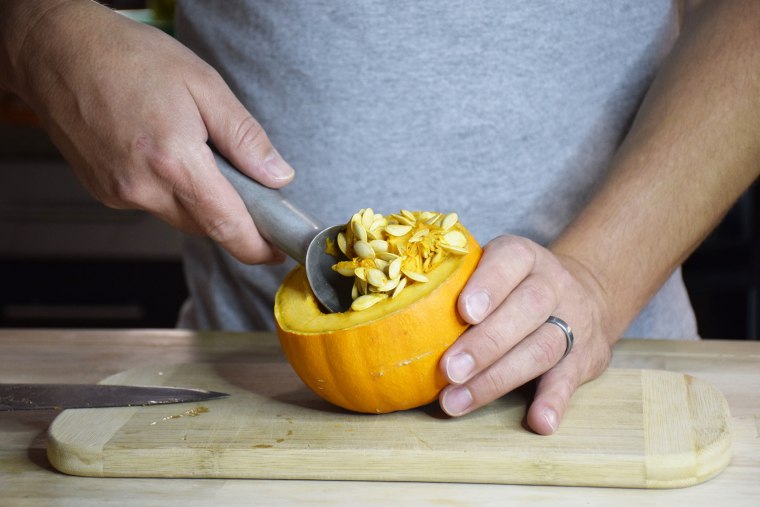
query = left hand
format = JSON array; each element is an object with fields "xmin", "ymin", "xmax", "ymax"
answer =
[{"xmin": 438, "ymin": 234, "xmax": 614, "ymax": 434}]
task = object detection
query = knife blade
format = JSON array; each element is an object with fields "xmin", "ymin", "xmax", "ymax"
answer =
[{"xmin": 0, "ymin": 383, "xmax": 229, "ymax": 411}]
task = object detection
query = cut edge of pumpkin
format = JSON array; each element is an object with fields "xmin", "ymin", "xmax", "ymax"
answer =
[{"xmin": 275, "ymin": 229, "xmax": 480, "ymax": 335}]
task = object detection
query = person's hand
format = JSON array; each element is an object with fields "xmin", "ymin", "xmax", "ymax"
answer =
[
  {"xmin": 438, "ymin": 235, "xmax": 613, "ymax": 434},
  {"xmin": 7, "ymin": 1, "xmax": 292, "ymax": 264}
]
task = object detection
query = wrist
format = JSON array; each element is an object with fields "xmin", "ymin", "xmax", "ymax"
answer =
[
  {"xmin": 0, "ymin": 0, "xmax": 78, "ymax": 94},
  {"xmin": 550, "ymin": 250, "xmax": 620, "ymax": 345}
]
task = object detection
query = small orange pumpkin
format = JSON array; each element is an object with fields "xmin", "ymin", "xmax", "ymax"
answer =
[{"xmin": 275, "ymin": 220, "xmax": 481, "ymax": 414}]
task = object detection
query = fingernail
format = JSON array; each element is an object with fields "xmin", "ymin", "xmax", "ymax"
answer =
[
  {"xmin": 446, "ymin": 352, "xmax": 475, "ymax": 383},
  {"xmin": 442, "ymin": 386, "xmax": 473, "ymax": 416},
  {"xmin": 464, "ymin": 290, "xmax": 490, "ymax": 322},
  {"xmin": 263, "ymin": 149, "xmax": 295, "ymax": 181},
  {"xmin": 543, "ymin": 408, "xmax": 558, "ymax": 433}
]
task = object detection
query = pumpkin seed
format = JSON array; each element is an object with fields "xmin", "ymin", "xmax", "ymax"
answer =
[
  {"xmin": 331, "ymin": 208, "xmax": 469, "ymax": 310},
  {"xmin": 442, "ymin": 230, "xmax": 467, "ymax": 248},
  {"xmin": 409, "ymin": 228, "xmax": 429, "ymax": 243},
  {"xmin": 391, "ymin": 213, "xmax": 416, "ymax": 226},
  {"xmin": 351, "ymin": 218, "xmax": 368, "ymax": 243},
  {"xmin": 388, "ymin": 257, "xmax": 401, "ymax": 279},
  {"xmin": 401, "ymin": 209, "xmax": 416, "ymax": 221},
  {"xmin": 337, "ymin": 232, "xmax": 348, "ymax": 256},
  {"xmin": 353, "ymin": 240, "xmax": 375, "ymax": 259},
  {"xmin": 442, "ymin": 212, "xmax": 458, "ymax": 230},
  {"xmin": 402, "ymin": 269, "xmax": 429, "ymax": 283},
  {"xmin": 377, "ymin": 276, "xmax": 400, "ymax": 292},
  {"xmin": 369, "ymin": 218, "xmax": 386, "ymax": 235},
  {"xmin": 361, "ymin": 208, "xmax": 374, "ymax": 230},
  {"xmin": 369, "ymin": 239, "xmax": 388, "ymax": 253},
  {"xmin": 357, "ymin": 277, "xmax": 368, "ymax": 296},
  {"xmin": 385, "ymin": 224, "xmax": 413, "ymax": 237},
  {"xmin": 366, "ymin": 268, "xmax": 388, "ymax": 288},
  {"xmin": 376, "ymin": 251, "xmax": 400, "ymax": 262},
  {"xmin": 392, "ymin": 277, "xmax": 407, "ymax": 298},
  {"xmin": 440, "ymin": 243, "xmax": 469, "ymax": 255},
  {"xmin": 424, "ymin": 212, "xmax": 442, "ymax": 225},
  {"xmin": 351, "ymin": 293, "xmax": 387, "ymax": 311},
  {"xmin": 332, "ymin": 262, "xmax": 356, "ymax": 277}
]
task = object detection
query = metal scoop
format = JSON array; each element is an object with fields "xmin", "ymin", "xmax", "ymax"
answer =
[{"xmin": 214, "ymin": 152, "xmax": 353, "ymax": 313}]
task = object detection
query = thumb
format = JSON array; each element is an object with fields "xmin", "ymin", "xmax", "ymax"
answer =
[{"xmin": 192, "ymin": 72, "xmax": 295, "ymax": 188}]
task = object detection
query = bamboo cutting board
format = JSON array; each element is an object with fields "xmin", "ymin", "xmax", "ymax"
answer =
[{"xmin": 47, "ymin": 361, "xmax": 731, "ymax": 488}]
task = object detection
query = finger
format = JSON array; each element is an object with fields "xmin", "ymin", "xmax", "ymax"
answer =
[
  {"xmin": 528, "ymin": 324, "xmax": 611, "ymax": 434},
  {"xmin": 456, "ymin": 235, "xmax": 537, "ymax": 324},
  {"xmin": 442, "ymin": 271, "xmax": 559, "ymax": 384},
  {"xmin": 190, "ymin": 69, "xmax": 295, "ymax": 188},
  {"xmin": 171, "ymin": 145, "xmax": 283, "ymax": 264},
  {"xmin": 149, "ymin": 193, "xmax": 204, "ymax": 236},
  {"xmin": 526, "ymin": 363, "xmax": 578, "ymax": 435},
  {"xmin": 439, "ymin": 317, "xmax": 571, "ymax": 417}
]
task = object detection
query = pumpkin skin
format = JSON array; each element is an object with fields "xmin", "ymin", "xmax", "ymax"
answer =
[{"xmin": 274, "ymin": 226, "xmax": 482, "ymax": 414}]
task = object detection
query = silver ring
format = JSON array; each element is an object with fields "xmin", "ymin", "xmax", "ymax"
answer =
[{"xmin": 546, "ymin": 316, "xmax": 574, "ymax": 360}]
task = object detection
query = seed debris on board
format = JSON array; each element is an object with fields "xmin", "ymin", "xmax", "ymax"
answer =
[
  {"xmin": 331, "ymin": 209, "xmax": 468, "ymax": 311},
  {"xmin": 149, "ymin": 406, "xmax": 209, "ymax": 425}
]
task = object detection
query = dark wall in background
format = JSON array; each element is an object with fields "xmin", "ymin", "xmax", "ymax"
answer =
[
  {"xmin": 682, "ymin": 182, "xmax": 759, "ymax": 340},
  {"xmin": 0, "ymin": 260, "xmax": 187, "ymax": 328}
]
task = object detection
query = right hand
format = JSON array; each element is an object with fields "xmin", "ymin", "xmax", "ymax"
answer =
[{"xmin": 6, "ymin": 1, "xmax": 292, "ymax": 264}]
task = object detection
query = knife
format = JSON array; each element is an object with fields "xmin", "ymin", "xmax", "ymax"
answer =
[{"xmin": 0, "ymin": 383, "xmax": 229, "ymax": 411}]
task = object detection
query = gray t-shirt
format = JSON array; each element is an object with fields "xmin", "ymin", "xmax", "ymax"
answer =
[{"xmin": 174, "ymin": 1, "xmax": 698, "ymax": 339}]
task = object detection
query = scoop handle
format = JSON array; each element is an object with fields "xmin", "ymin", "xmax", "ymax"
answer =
[{"xmin": 213, "ymin": 152, "xmax": 324, "ymax": 265}]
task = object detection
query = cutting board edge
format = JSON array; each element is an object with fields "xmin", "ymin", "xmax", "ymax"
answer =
[
  {"xmin": 641, "ymin": 370, "xmax": 733, "ymax": 488},
  {"xmin": 49, "ymin": 444, "xmax": 729, "ymax": 489},
  {"xmin": 75, "ymin": 447, "xmax": 649, "ymax": 488},
  {"xmin": 47, "ymin": 405, "xmax": 140, "ymax": 477},
  {"xmin": 89, "ymin": 445, "xmax": 727, "ymax": 489}
]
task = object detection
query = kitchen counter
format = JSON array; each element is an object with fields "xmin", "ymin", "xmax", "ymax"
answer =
[{"xmin": 0, "ymin": 329, "xmax": 758, "ymax": 506}]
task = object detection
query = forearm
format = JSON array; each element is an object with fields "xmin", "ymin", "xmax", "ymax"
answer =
[{"xmin": 551, "ymin": 0, "xmax": 760, "ymax": 340}]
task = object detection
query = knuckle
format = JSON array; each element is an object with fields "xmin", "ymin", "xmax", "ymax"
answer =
[
  {"xmin": 487, "ymin": 235, "xmax": 538, "ymax": 280},
  {"xmin": 234, "ymin": 115, "xmax": 267, "ymax": 154},
  {"xmin": 152, "ymin": 153, "xmax": 184, "ymax": 183},
  {"xmin": 140, "ymin": 143, "xmax": 185, "ymax": 184},
  {"xmin": 530, "ymin": 328, "xmax": 565, "ymax": 365},
  {"xmin": 475, "ymin": 325, "xmax": 511, "ymax": 362},
  {"xmin": 479, "ymin": 366, "xmax": 512, "ymax": 398},
  {"xmin": 204, "ymin": 214, "xmax": 243, "ymax": 245},
  {"xmin": 127, "ymin": 135, "xmax": 188, "ymax": 202},
  {"xmin": 553, "ymin": 265, "xmax": 576, "ymax": 295},
  {"xmin": 516, "ymin": 280, "xmax": 554, "ymax": 315},
  {"xmin": 107, "ymin": 175, "xmax": 143, "ymax": 208},
  {"xmin": 192, "ymin": 61, "xmax": 224, "ymax": 86},
  {"xmin": 497, "ymin": 235, "xmax": 537, "ymax": 262}
]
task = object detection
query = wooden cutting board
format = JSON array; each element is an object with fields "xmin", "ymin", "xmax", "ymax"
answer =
[{"xmin": 47, "ymin": 359, "xmax": 731, "ymax": 488}]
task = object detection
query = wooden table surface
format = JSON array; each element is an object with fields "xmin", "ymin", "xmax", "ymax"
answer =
[{"xmin": 1, "ymin": 329, "xmax": 758, "ymax": 506}]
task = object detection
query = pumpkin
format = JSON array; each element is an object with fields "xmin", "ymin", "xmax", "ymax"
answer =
[{"xmin": 274, "ymin": 210, "xmax": 482, "ymax": 414}]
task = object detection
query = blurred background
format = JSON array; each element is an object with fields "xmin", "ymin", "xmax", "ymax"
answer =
[{"xmin": 1, "ymin": 1, "xmax": 757, "ymax": 339}]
